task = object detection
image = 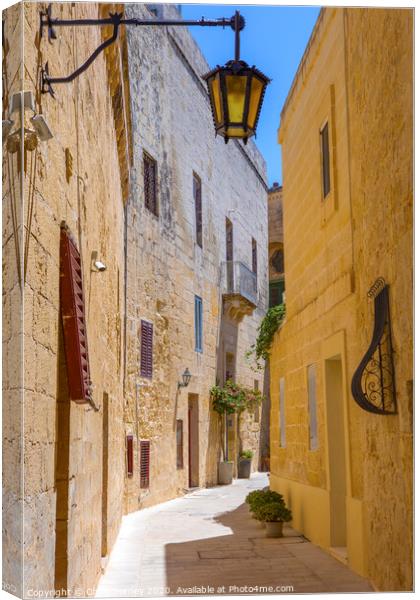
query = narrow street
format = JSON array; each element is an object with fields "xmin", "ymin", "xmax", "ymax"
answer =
[{"xmin": 96, "ymin": 474, "xmax": 372, "ymax": 597}]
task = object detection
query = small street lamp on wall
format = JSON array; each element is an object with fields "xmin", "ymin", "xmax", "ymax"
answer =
[
  {"xmin": 178, "ymin": 368, "xmax": 192, "ymax": 390},
  {"xmin": 39, "ymin": 5, "xmax": 270, "ymax": 144}
]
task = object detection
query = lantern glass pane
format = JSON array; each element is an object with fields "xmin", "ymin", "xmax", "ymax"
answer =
[
  {"xmin": 210, "ymin": 74, "xmax": 223, "ymax": 126},
  {"xmin": 226, "ymin": 127, "xmax": 248, "ymax": 138},
  {"xmin": 225, "ymin": 75, "xmax": 247, "ymax": 123},
  {"xmin": 247, "ymin": 77, "xmax": 264, "ymax": 129}
]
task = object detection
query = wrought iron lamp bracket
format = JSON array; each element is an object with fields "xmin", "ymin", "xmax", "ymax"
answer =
[
  {"xmin": 39, "ymin": 4, "xmax": 245, "ymax": 97},
  {"xmin": 351, "ymin": 278, "xmax": 397, "ymax": 415}
]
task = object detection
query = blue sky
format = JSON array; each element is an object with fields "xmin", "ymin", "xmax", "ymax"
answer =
[{"xmin": 181, "ymin": 4, "xmax": 321, "ymax": 186}]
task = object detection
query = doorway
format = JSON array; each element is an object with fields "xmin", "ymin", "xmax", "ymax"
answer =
[
  {"xmin": 188, "ymin": 394, "xmax": 199, "ymax": 488},
  {"xmin": 325, "ymin": 356, "xmax": 347, "ymax": 554}
]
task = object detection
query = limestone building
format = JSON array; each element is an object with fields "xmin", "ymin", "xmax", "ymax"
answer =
[
  {"xmin": 123, "ymin": 3, "xmax": 268, "ymax": 511},
  {"xmin": 269, "ymin": 8, "xmax": 413, "ymax": 591},
  {"xmin": 267, "ymin": 182, "xmax": 284, "ymax": 307},
  {"xmin": 3, "ymin": 2, "xmax": 132, "ymax": 596}
]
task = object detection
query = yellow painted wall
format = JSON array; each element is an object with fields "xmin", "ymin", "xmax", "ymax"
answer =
[{"xmin": 270, "ymin": 7, "xmax": 412, "ymax": 591}]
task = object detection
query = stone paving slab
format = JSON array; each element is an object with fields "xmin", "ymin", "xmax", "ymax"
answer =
[{"xmin": 96, "ymin": 473, "xmax": 373, "ymax": 597}]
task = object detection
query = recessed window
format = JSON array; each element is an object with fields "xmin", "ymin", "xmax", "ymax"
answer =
[
  {"xmin": 320, "ymin": 122, "xmax": 331, "ymax": 198},
  {"xmin": 140, "ymin": 320, "xmax": 153, "ymax": 379},
  {"xmin": 193, "ymin": 174, "xmax": 203, "ymax": 248},
  {"xmin": 143, "ymin": 152, "xmax": 158, "ymax": 216},
  {"xmin": 307, "ymin": 364, "xmax": 318, "ymax": 450},
  {"xmin": 271, "ymin": 249, "xmax": 284, "ymax": 274},
  {"xmin": 269, "ymin": 280, "xmax": 285, "ymax": 308},
  {"xmin": 254, "ymin": 379, "xmax": 260, "ymax": 422},
  {"xmin": 279, "ymin": 377, "xmax": 286, "ymax": 448},
  {"xmin": 194, "ymin": 295, "xmax": 203, "ymax": 352},
  {"xmin": 225, "ymin": 218, "xmax": 233, "ymax": 261},
  {"xmin": 252, "ymin": 238, "xmax": 257, "ymax": 278}
]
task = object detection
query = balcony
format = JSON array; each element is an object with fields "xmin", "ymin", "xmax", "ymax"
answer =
[{"xmin": 221, "ymin": 261, "xmax": 258, "ymax": 322}]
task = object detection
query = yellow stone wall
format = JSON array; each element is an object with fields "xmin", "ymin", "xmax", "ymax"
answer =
[
  {"xmin": 270, "ymin": 7, "xmax": 413, "ymax": 591},
  {"xmin": 3, "ymin": 2, "xmax": 131, "ymax": 595}
]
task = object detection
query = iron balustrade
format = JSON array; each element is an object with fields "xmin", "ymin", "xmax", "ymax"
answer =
[{"xmin": 222, "ymin": 261, "xmax": 258, "ymax": 306}]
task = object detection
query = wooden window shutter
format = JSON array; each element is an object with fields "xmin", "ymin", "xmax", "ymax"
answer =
[
  {"xmin": 140, "ymin": 440, "xmax": 150, "ymax": 488},
  {"xmin": 252, "ymin": 238, "xmax": 257, "ymax": 276},
  {"xmin": 140, "ymin": 320, "xmax": 153, "ymax": 378},
  {"xmin": 126, "ymin": 435, "xmax": 134, "ymax": 477},
  {"xmin": 143, "ymin": 152, "xmax": 158, "ymax": 216},
  {"xmin": 59, "ymin": 222, "xmax": 92, "ymax": 404},
  {"xmin": 194, "ymin": 174, "xmax": 202, "ymax": 248},
  {"xmin": 176, "ymin": 420, "xmax": 183, "ymax": 469},
  {"xmin": 320, "ymin": 122, "xmax": 331, "ymax": 198}
]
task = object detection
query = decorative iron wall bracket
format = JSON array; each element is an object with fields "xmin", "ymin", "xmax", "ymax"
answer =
[
  {"xmin": 351, "ymin": 278, "xmax": 397, "ymax": 415},
  {"xmin": 39, "ymin": 4, "xmax": 245, "ymax": 97}
]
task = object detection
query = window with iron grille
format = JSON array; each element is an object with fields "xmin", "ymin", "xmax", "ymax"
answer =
[
  {"xmin": 193, "ymin": 174, "xmax": 203, "ymax": 248},
  {"xmin": 140, "ymin": 440, "xmax": 150, "ymax": 488},
  {"xmin": 252, "ymin": 238, "xmax": 257, "ymax": 277},
  {"xmin": 143, "ymin": 152, "xmax": 158, "ymax": 215},
  {"xmin": 140, "ymin": 320, "xmax": 153, "ymax": 378},
  {"xmin": 126, "ymin": 435, "xmax": 134, "ymax": 477},
  {"xmin": 320, "ymin": 122, "xmax": 331, "ymax": 198},
  {"xmin": 194, "ymin": 296, "xmax": 203, "ymax": 352},
  {"xmin": 176, "ymin": 420, "xmax": 183, "ymax": 469}
]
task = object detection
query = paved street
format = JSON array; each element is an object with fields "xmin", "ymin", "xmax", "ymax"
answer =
[{"xmin": 96, "ymin": 473, "xmax": 372, "ymax": 596}]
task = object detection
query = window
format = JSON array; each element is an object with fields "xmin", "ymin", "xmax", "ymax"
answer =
[
  {"xmin": 176, "ymin": 420, "xmax": 183, "ymax": 469},
  {"xmin": 279, "ymin": 378, "xmax": 286, "ymax": 448},
  {"xmin": 140, "ymin": 320, "xmax": 153, "ymax": 378},
  {"xmin": 140, "ymin": 440, "xmax": 150, "ymax": 488},
  {"xmin": 252, "ymin": 238, "xmax": 257, "ymax": 277},
  {"xmin": 126, "ymin": 435, "xmax": 134, "ymax": 477},
  {"xmin": 307, "ymin": 364, "xmax": 318, "ymax": 450},
  {"xmin": 269, "ymin": 280, "xmax": 285, "ymax": 308},
  {"xmin": 143, "ymin": 152, "xmax": 158, "ymax": 215},
  {"xmin": 271, "ymin": 248, "xmax": 284, "ymax": 274},
  {"xmin": 225, "ymin": 218, "xmax": 233, "ymax": 261},
  {"xmin": 320, "ymin": 122, "xmax": 331, "ymax": 198},
  {"xmin": 193, "ymin": 174, "xmax": 202, "ymax": 248},
  {"xmin": 194, "ymin": 296, "xmax": 203, "ymax": 352}
]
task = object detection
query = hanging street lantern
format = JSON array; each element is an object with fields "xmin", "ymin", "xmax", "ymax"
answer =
[
  {"xmin": 39, "ymin": 6, "xmax": 270, "ymax": 144},
  {"xmin": 203, "ymin": 12, "xmax": 271, "ymax": 144}
]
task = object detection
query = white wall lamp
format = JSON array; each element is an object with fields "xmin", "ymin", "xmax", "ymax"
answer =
[{"xmin": 91, "ymin": 251, "xmax": 107, "ymax": 272}]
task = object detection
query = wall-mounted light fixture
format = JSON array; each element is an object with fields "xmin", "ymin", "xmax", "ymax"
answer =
[
  {"xmin": 2, "ymin": 90, "xmax": 53, "ymax": 150},
  {"xmin": 178, "ymin": 368, "xmax": 192, "ymax": 390},
  {"xmin": 91, "ymin": 251, "xmax": 107, "ymax": 272},
  {"xmin": 39, "ymin": 5, "xmax": 270, "ymax": 144}
]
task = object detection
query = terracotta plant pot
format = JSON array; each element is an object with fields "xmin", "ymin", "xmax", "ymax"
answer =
[
  {"xmin": 218, "ymin": 461, "xmax": 234, "ymax": 485},
  {"xmin": 238, "ymin": 458, "xmax": 252, "ymax": 479},
  {"xmin": 265, "ymin": 521, "xmax": 284, "ymax": 538}
]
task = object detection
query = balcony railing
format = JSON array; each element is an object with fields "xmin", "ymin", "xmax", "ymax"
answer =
[{"xmin": 221, "ymin": 261, "xmax": 258, "ymax": 307}]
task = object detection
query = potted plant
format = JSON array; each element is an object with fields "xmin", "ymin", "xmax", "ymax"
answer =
[
  {"xmin": 256, "ymin": 502, "xmax": 292, "ymax": 538},
  {"xmin": 238, "ymin": 450, "xmax": 253, "ymax": 479},
  {"xmin": 210, "ymin": 381, "xmax": 244, "ymax": 485}
]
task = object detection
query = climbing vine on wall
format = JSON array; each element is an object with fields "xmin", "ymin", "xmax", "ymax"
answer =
[{"xmin": 246, "ymin": 303, "xmax": 286, "ymax": 368}]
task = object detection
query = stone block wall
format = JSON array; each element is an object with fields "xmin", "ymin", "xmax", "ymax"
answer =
[
  {"xmin": 344, "ymin": 8, "xmax": 413, "ymax": 590},
  {"xmin": 123, "ymin": 3, "xmax": 268, "ymax": 510},
  {"xmin": 3, "ymin": 2, "xmax": 130, "ymax": 596}
]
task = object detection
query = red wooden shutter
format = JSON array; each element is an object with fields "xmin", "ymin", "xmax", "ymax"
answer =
[
  {"xmin": 140, "ymin": 320, "xmax": 153, "ymax": 378},
  {"xmin": 194, "ymin": 175, "xmax": 202, "ymax": 248},
  {"xmin": 140, "ymin": 440, "xmax": 150, "ymax": 488},
  {"xmin": 126, "ymin": 435, "xmax": 134, "ymax": 477},
  {"xmin": 60, "ymin": 222, "xmax": 92, "ymax": 404}
]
